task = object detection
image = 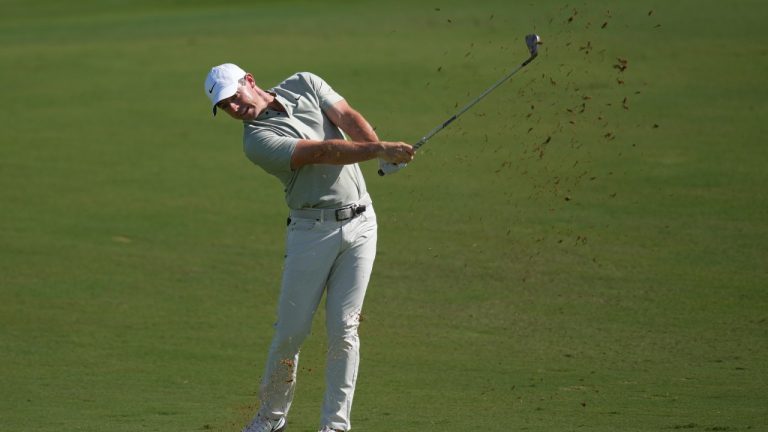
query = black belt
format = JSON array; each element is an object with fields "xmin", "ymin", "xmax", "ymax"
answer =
[{"xmin": 288, "ymin": 204, "xmax": 367, "ymax": 223}]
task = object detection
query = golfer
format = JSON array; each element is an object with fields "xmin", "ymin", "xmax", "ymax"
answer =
[{"xmin": 204, "ymin": 63, "xmax": 413, "ymax": 432}]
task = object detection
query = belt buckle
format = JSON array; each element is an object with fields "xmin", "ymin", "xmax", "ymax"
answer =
[
  {"xmin": 335, "ymin": 204, "xmax": 366, "ymax": 221},
  {"xmin": 335, "ymin": 206, "xmax": 354, "ymax": 221}
]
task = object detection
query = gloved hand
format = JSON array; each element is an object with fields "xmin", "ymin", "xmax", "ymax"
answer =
[{"xmin": 378, "ymin": 159, "xmax": 408, "ymax": 176}]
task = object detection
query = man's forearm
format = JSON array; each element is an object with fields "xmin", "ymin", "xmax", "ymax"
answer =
[
  {"xmin": 300, "ymin": 99, "xmax": 412, "ymax": 169},
  {"xmin": 303, "ymin": 139, "xmax": 383, "ymax": 165},
  {"xmin": 337, "ymin": 109, "xmax": 380, "ymax": 142},
  {"xmin": 291, "ymin": 139, "xmax": 413, "ymax": 169}
]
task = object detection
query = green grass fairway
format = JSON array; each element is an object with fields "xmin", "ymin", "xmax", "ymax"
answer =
[{"xmin": 1, "ymin": 0, "xmax": 766, "ymax": 431}]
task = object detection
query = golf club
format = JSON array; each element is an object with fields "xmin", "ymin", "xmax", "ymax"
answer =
[{"xmin": 379, "ymin": 33, "xmax": 542, "ymax": 176}]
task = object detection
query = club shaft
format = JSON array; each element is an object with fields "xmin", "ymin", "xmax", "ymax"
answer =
[{"xmin": 413, "ymin": 54, "xmax": 535, "ymax": 150}]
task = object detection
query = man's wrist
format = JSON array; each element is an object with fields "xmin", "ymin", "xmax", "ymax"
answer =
[{"xmin": 372, "ymin": 141, "xmax": 387, "ymax": 159}]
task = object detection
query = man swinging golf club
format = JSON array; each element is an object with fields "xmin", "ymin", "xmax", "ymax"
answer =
[{"xmin": 204, "ymin": 64, "xmax": 413, "ymax": 432}]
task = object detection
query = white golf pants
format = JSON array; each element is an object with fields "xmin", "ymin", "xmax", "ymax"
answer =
[{"xmin": 257, "ymin": 203, "xmax": 377, "ymax": 431}]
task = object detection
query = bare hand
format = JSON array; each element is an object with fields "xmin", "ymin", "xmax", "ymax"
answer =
[{"xmin": 378, "ymin": 142, "xmax": 414, "ymax": 164}]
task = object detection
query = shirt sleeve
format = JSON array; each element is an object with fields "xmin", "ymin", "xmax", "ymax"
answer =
[
  {"xmin": 243, "ymin": 129, "xmax": 298, "ymax": 176},
  {"xmin": 301, "ymin": 72, "xmax": 344, "ymax": 110}
]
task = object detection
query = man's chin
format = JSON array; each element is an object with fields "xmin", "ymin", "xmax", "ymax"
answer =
[
  {"xmin": 240, "ymin": 107, "xmax": 259, "ymax": 121},
  {"xmin": 232, "ymin": 111, "xmax": 257, "ymax": 121}
]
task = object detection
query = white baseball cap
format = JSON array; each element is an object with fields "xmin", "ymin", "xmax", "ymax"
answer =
[{"xmin": 204, "ymin": 63, "xmax": 247, "ymax": 116}]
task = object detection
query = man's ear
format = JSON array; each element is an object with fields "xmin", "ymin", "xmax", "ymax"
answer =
[{"xmin": 244, "ymin": 73, "xmax": 257, "ymax": 88}]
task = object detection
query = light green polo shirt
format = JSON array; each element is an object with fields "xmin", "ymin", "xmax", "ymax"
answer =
[{"xmin": 242, "ymin": 72, "xmax": 368, "ymax": 210}]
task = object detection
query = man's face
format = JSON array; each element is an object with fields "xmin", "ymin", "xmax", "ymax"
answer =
[{"xmin": 216, "ymin": 75, "xmax": 264, "ymax": 121}]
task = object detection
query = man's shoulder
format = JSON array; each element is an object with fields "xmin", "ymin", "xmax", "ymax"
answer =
[
  {"xmin": 242, "ymin": 123, "xmax": 296, "ymax": 159},
  {"xmin": 243, "ymin": 121, "xmax": 282, "ymax": 140},
  {"xmin": 283, "ymin": 71, "xmax": 322, "ymax": 83},
  {"xmin": 274, "ymin": 72, "xmax": 326, "ymax": 92}
]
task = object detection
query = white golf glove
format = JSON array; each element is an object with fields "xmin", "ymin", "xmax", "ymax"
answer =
[{"xmin": 377, "ymin": 159, "xmax": 408, "ymax": 176}]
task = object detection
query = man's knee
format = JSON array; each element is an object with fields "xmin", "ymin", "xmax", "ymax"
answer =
[
  {"xmin": 327, "ymin": 310, "xmax": 362, "ymax": 341},
  {"xmin": 273, "ymin": 319, "xmax": 313, "ymax": 349}
]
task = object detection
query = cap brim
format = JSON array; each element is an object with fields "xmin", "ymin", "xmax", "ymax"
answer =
[{"xmin": 210, "ymin": 82, "xmax": 239, "ymax": 116}]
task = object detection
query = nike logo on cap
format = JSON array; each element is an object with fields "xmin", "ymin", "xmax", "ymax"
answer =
[{"xmin": 208, "ymin": 84, "xmax": 216, "ymax": 94}]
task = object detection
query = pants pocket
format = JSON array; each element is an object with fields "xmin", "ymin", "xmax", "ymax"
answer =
[{"xmin": 288, "ymin": 218, "xmax": 317, "ymax": 232}]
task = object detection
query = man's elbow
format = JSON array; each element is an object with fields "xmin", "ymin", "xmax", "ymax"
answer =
[{"xmin": 291, "ymin": 141, "xmax": 338, "ymax": 168}]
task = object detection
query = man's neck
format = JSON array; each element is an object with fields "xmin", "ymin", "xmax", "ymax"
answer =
[{"xmin": 266, "ymin": 92, "xmax": 286, "ymax": 112}]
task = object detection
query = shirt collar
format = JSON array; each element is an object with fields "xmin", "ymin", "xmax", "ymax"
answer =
[
  {"xmin": 273, "ymin": 93, "xmax": 294, "ymax": 116},
  {"xmin": 253, "ymin": 91, "xmax": 294, "ymax": 121}
]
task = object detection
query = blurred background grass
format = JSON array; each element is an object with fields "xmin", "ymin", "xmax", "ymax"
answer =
[{"xmin": 1, "ymin": 0, "xmax": 766, "ymax": 431}]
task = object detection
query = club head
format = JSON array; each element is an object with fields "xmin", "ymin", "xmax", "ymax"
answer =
[{"xmin": 525, "ymin": 34, "xmax": 541, "ymax": 58}]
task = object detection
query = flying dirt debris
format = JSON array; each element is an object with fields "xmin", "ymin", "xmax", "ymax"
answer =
[{"xmin": 613, "ymin": 58, "xmax": 628, "ymax": 72}]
